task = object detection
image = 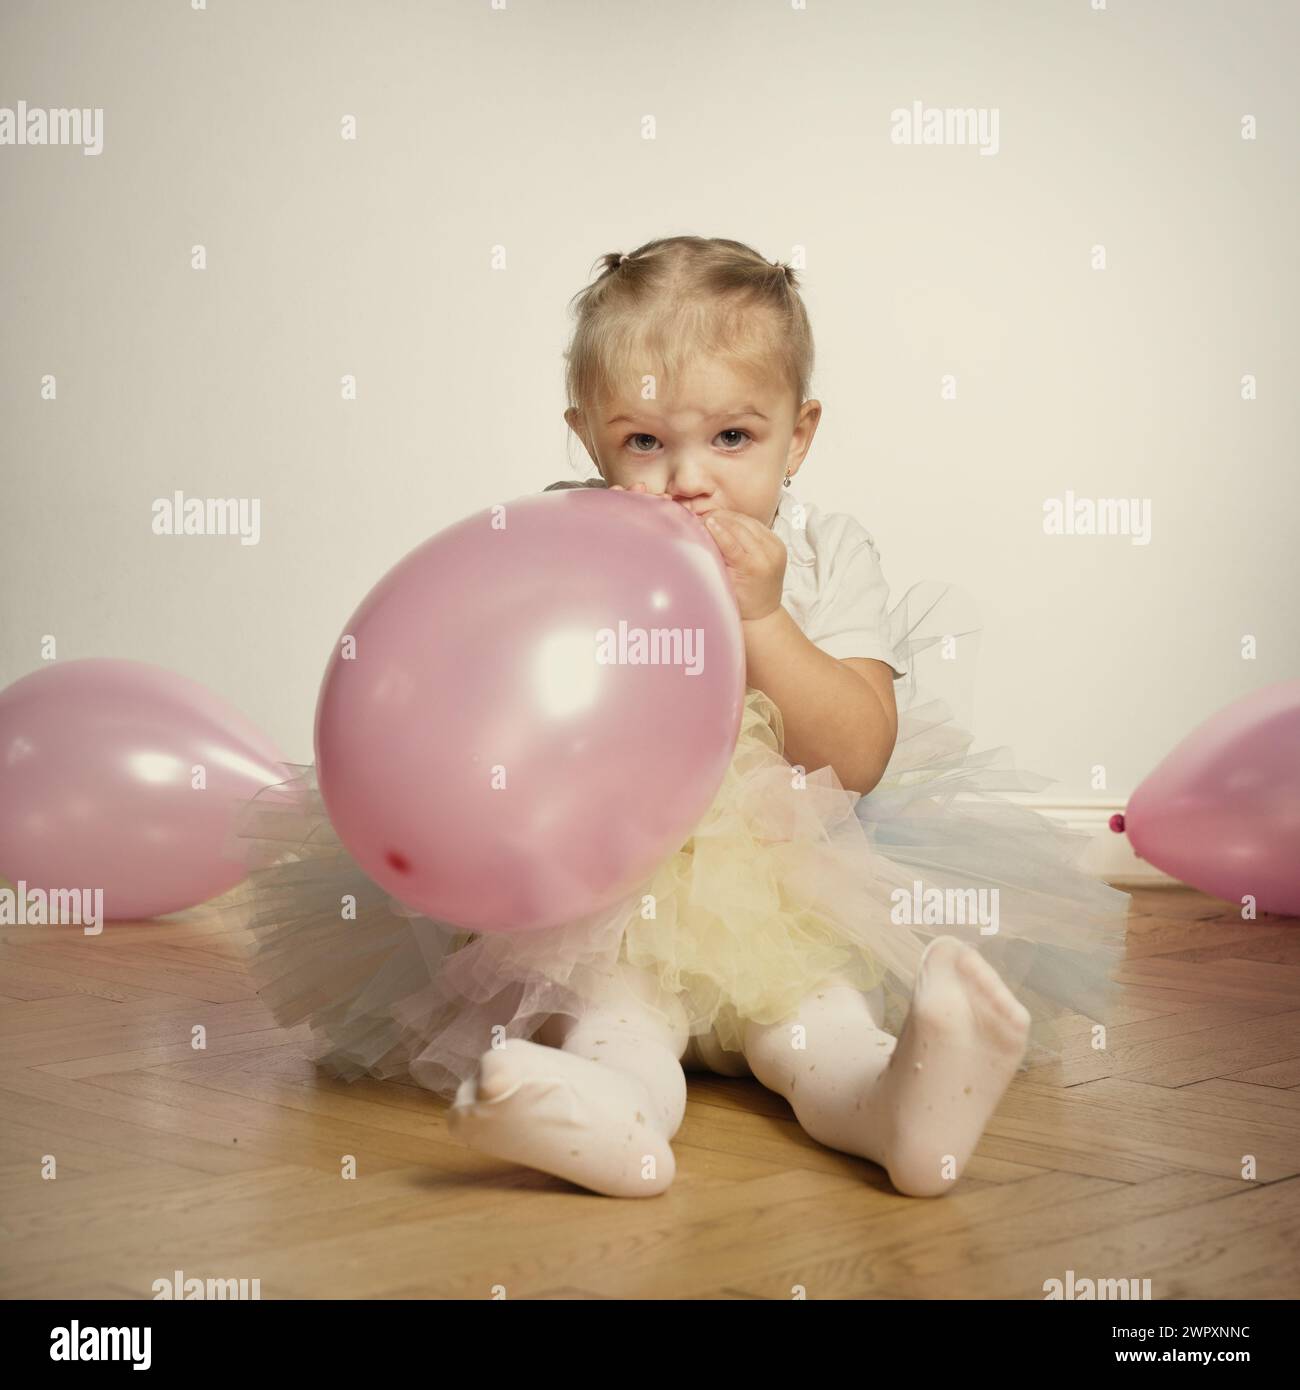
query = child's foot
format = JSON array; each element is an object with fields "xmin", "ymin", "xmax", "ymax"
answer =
[
  {"xmin": 875, "ymin": 936, "xmax": 1030, "ymax": 1197},
  {"xmin": 447, "ymin": 1038, "xmax": 676, "ymax": 1198}
]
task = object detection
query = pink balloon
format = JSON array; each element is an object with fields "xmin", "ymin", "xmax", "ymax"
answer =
[
  {"xmin": 1118, "ymin": 680, "xmax": 1300, "ymax": 916},
  {"xmin": 315, "ymin": 488, "xmax": 746, "ymax": 932},
  {"xmin": 0, "ymin": 659, "xmax": 290, "ymax": 921}
]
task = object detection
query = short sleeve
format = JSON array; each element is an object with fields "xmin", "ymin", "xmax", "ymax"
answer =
[{"xmin": 804, "ymin": 531, "xmax": 908, "ymax": 678}]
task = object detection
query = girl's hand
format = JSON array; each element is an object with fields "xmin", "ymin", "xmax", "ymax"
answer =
[
  {"xmin": 606, "ymin": 486, "xmax": 782, "ymax": 621},
  {"xmin": 701, "ymin": 509, "xmax": 787, "ymax": 623}
]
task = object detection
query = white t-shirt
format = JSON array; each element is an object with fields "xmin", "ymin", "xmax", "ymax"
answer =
[
  {"xmin": 543, "ymin": 479, "xmax": 907, "ymax": 679},
  {"xmin": 771, "ymin": 487, "xmax": 907, "ymax": 678}
]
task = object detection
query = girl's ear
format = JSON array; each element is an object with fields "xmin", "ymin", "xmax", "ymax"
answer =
[{"xmin": 564, "ymin": 408, "xmax": 602, "ymax": 469}]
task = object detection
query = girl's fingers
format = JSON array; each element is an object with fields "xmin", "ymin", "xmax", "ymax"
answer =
[
  {"xmin": 715, "ymin": 515, "xmax": 765, "ymax": 571},
  {"xmin": 725, "ymin": 512, "xmax": 767, "ymax": 543},
  {"xmin": 704, "ymin": 514, "xmax": 742, "ymax": 552},
  {"xmin": 723, "ymin": 510, "xmax": 783, "ymax": 564}
]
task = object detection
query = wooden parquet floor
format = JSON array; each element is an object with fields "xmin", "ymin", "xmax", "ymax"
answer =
[{"xmin": 2, "ymin": 884, "xmax": 1298, "ymax": 1299}]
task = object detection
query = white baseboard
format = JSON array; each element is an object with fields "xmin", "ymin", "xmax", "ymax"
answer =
[{"xmin": 1001, "ymin": 795, "xmax": 1176, "ymax": 887}]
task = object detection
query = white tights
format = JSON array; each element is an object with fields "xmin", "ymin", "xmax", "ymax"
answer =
[{"xmin": 445, "ymin": 936, "xmax": 1032, "ymax": 1199}]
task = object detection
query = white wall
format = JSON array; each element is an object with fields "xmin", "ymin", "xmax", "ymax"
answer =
[{"xmin": 3, "ymin": 0, "xmax": 1297, "ymax": 856}]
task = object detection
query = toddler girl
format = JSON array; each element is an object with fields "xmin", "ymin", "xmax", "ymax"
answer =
[{"xmin": 225, "ymin": 236, "xmax": 1129, "ymax": 1199}]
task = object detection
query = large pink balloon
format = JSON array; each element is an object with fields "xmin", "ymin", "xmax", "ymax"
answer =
[
  {"xmin": 0, "ymin": 659, "xmax": 290, "ymax": 921},
  {"xmin": 315, "ymin": 488, "xmax": 746, "ymax": 932},
  {"xmin": 1117, "ymin": 679, "xmax": 1300, "ymax": 916}
]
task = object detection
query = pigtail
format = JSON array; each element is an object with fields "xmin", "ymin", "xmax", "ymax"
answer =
[{"xmin": 772, "ymin": 258, "xmax": 799, "ymax": 289}]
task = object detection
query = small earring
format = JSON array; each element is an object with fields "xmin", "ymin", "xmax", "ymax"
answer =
[{"xmin": 783, "ymin": 473, "xmax": 792, "ymax": 487}]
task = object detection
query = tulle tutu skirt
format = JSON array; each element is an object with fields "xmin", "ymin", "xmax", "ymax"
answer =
[{"xmin": 211, "ymin": 581, "xmax": 1131, "ymax": 1101}]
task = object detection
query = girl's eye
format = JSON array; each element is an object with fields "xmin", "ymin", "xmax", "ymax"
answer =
[{"xmin": 622, "ymin": 429, "xmax": 751, "ymax": 452}]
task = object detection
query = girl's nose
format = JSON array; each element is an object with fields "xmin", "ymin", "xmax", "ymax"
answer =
[
  {"xmin": 671, "ymin": 488, "xmax": 712, "ymax": 517},
  {"xmin": 668, "ymin": 461, "xmax": 712, "ymax": 503}
]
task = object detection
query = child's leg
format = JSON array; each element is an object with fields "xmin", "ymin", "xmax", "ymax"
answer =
[
  {"xmin": 741, "ymin": 936, "xmax": 1031, "ymax": 1197},
  {"xmin": 447, "ymin": 961, "xmax": 690, "ymax": 1199}
]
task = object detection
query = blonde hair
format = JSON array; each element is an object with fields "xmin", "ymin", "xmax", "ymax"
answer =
[{"xmin": 562, "ymin": 236, "xmax": 815, "ymax": 426}]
